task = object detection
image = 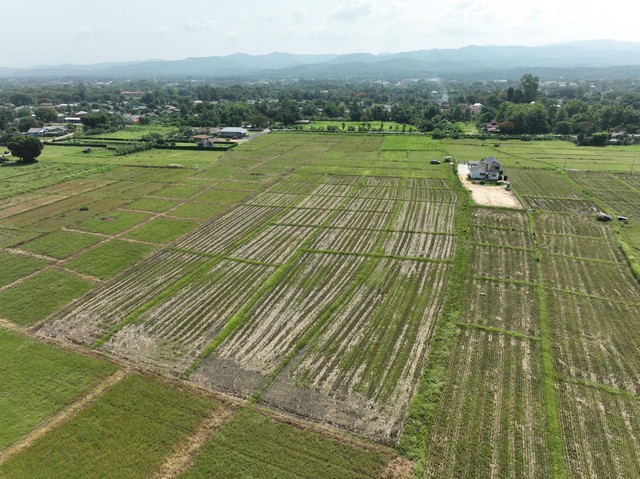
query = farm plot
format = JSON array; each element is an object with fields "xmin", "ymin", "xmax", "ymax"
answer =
[
  {"xmin": 470, "ymin": 207, "xmax": 530, "ymax": 230},
  {"xmin": 522, "ymin": 197, "xmax": 596, "ymax": 213},
  {"xmin": 310, "ymin": 184, "xmax": 355, "ymax": 197},
  {"xmin": 18, "ymin": 230, "xmax": 103, "ymax": 259},
  {"xmin": 538, "ymin": 231, "xmax": 620, "ymax": 261},
  {"xmin": 274, "ymin": 207, "xmax": 334, "ymax": 227},
  {"xmin": 229, "ymin": 225, "xmax": 315, "ymax": 264},
  {"xmin": 310, "ymin": 226, "xmax": 383, "ymax": 255},
  {"xmin": 394, "ymin": 201, "xmax": 457, "ymax": 233},
  {"xmin": 568, "ymin": 171, "xmax": 640, "ymax": 218},
  {"xmin": 355, "ymin": 185, "xmax": 402, "ymax": 200},
  {"xmin": 537, "ymin": 213, "xmax": 609, "ymax": 237},
  {"xmin": 461, "ymin": 279, "xmax": 540, "ymax": 335},
  {"xmin": 363, "ymin": 176, "xmax": 404, "ymax": 187},
  {"xmin": 471, "ymin": 225, "xmax": 532, "ymax": 249},
  {"xmin": 422, "ymin": 329, "xmax": 548, "ymax": 479},
  {"xmin": 0, "ymin": 194, "xmax": 66, "ymax": 220},
  {"xmin": 547, "ymin": 290, "xmax": 640, "ymax": 394},
  {"xmin": 342, "ymin": 197, "xmax": 396, "ymax": 213},
  {"xmin": 406, "ymin": 178, "xmax": 450, "ymax": 189},
  {"xmin": 470, "ymin": 244, "xmax": 537, "ymax": 282},
  {"xmin": 246, "ymin": 192, "xmax": 304, "ymax": 208},
  {"xmin": 191, "ymin": 253, "xmax": 367, "ymax": 397},
  {"xmin": 0, "ymin": 250, "xmax": 49, "ymax": 287},
  {"xmin": 296, "ymin": 194, "xmax": 347, "ymax": 210},
  {"xmin": 38, "ymin": 250, "xmax": 207, "ymax": 345},
  {"xmin": 508, "ymin": 169, "xmax": 580, "ymax": 198},
  {"xmin": 101, "ymin": 260, "xmax": 276, "ymax": 373},
  {"xmin": 381, "ymin": 135, "xmax": 443, "ymax": 151},
  {"xmin": 558, "ymin": 382, "xmax": 640, "ymax": 479},
  {"xmin": 330, "ymin": 209, "xmax": 391, "ymax": 230},
  {"xmin": 0, "ymin": 329, "xmax": 117, "ymax": 451},
  {"xmin": 0, "ymin": 374, "xmax": 219, "ymax": 479},
  {"xmin": 384, "ymin": 232, "xmax": 456, "ymax": 259},
  {"xmin": 403, "ymin": 188, "xmax": 457, "ymax": 203},
  {"xmin": 262, "ymin": 259, "xmax": 451, "ymax": 441},
  {"xmin": 0, "ymin": 269, "xmax": 94, "ymax": 326},
  {"xmin": 179, "ymin": 408, "xmax": 392, "ymax": 479},
  {"xmin": 175, "ymin": 206, "xmax": 281, "ymax": 254},
  {"xmin": 542, "ymin": 255, "xmax": 639, "ymax": 300},
  {"xmin": 265, "ymin": 174, "xmax": 324, "ymax": 195}
]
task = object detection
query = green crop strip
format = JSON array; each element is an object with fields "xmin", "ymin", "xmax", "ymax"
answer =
[
  {"xmin": 302, "ymin": 248, "xmax": 453, "ymax": 264},
  {"xmin": 397, "ymin": 171, "xmax": 470, "ymax": 476},
  {"xmin": 528, "ymin": 212, "xmax": 568, "ymax": 479}
]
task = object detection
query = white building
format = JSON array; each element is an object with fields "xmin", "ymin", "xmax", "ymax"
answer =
[{"xmin": 468, "ymin": 156, "xmax": 502, "ymax": 181}]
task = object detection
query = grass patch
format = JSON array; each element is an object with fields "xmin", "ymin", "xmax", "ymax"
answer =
[
  {"xmin": 0, "ymin": 328, "xmax": 117, "ymax": 450},
  {"xmin": 19, "ymin": 230, "xmax": 103, "ymax": 259},
  {"xmin": 196, "ymin": 188, "xmax": 254, "ymax": 204},
  {"xmin": 0, "ymin": 251, "xmax": 49, "ymax": 287},
  {"xmin": 0, "ymin": 374, "xmax": 218, "ymax": 479},
  {"xmin": 121, "ymin": 197, "xmax": 180, "ymax": 213},
  {"xmin": 154, "ymin": 184, "xmax": 204, "ymax": 199},
  {"xmin": 169, "ymin": 202, "xmax": 230, "ymax": 220},
  {"xmin": 0, "ymin": 269, "xmax": 94, "ymax": 326},
  {"xmin": 124, "ymin": 217, "xmax": 198, "ymax": 243},
  {"xmin": 74, "ymin": 210, "xmax": 150, "ymax": 235},
  {"xmin": 179, "ymin": 408, "xmax": 390, "ymax": 479},
  {"xmin": 64, "ymin": 240, "xmax": 156, "ymax": 279}
]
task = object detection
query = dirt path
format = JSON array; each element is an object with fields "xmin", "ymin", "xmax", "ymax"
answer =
[
  {"xmin": 0, "ymin": 369, "xmax": 127, "ymax": 465},
  {"xmin": 152, "ymin": 407, "xmax": 234, "ymax": 479},
  {"xmin": 457, "ymin": 164, "xmax": 523, "ymax": 209}
]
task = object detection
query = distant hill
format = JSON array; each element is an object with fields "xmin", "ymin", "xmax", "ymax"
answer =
[{"xmin": 3, "ymin": 40, "xmax": 640, "ymax": 80}]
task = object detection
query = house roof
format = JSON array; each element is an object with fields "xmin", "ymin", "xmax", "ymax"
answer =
[
  {"xmin": 220, "ymin": 127, "xmax": 248, "ymax": 133},
  {"xmin": 193, "ymin": 135, "xmax": 213, "ymax": 140}
]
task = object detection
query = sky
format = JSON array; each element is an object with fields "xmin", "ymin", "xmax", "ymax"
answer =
[{"xmin": 2, "ymin": 0, "xmax": 639, "ymax": 68}]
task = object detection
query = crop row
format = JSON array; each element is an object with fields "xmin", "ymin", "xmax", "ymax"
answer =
[
  {"xmin": 521, "ymin": 196, "xmax": 596, "ymax": 213},
  {"xmin": 394, "ymin": 201, "xmax": 457, "ymax": 233},
  {"xmin": 547, "ymin": 290, "xmax": 640, "ymax": 394},
  {"xmin": 381, "ymin": 135, "xmax": 443, "ymax": 151},
  {"xmin": 101, "ymin": 260, "xmax": 277, "ymax": 372},
  {"xmin": 536, "ymin": 213, "xmax": 608, "ymax": 237},
  {"xmin": 543, "ymin": 254, "xmax": 639, "ymax": 301},
  {"xmin": 175, "ymin": 206, "xmax": 282, "ymax": 254},
  {"xmin": 508, "ymin": 169, "xmax": 581, "ymax": 198},
  {"xmin": 423, "ymin": 329, "xmax": 548, "ymax": 478},
  {"xmin": 462, "ymin": 279, "xmax": 540, "ymax": 336},
  {"xmin": 470, "ymin": 207, "xmax": 530, "ymax": 231},
  {"xmin": 470, "ymin": 244, "xmax": 537, "ymax": 282},
  {"xmin": 310, "ymin": 227, "xmax": 382, "ymax": 254},
  {"xmin": 264, "ymin": 259, "xmax": 452, "ymax": 441},
  {"xmin": 39, "ymin": 249, "xmax": 207, "ymax": 346},
  {"xmin": 538, "ymin": 231, "xmax": 620, "ymax": 261},
  {"xmin": 229, "ymin": 225, "xmax": 315, "ymax": 264},
  {"xmin": 384, "ymin": 232, "xmax": 456, "ymax": 259},
  {"xmin": 191, "ymin": 253, "xmax": 368, "ymax": 395},
  {"xmin": 568, "ymin": 171, "xmax": 640, "ymax": 218},
  {"xmin": 558, "ymin": 381, "xmax": 640, "ymax": 478}
]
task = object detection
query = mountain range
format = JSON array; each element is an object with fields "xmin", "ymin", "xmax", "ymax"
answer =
[{"xmin": 3, "ymin": 40, "xmax": 640, "ymax": 80}]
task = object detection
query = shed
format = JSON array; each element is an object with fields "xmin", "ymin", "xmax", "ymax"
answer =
[{"xmin": 219, "ymin": 127, "xmax": 248, "ymax": 138}]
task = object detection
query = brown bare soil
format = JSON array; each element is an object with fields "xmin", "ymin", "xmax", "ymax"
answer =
[{"xmin": 458, "ymin": 164, "xmax": 523, "ymax": 209}]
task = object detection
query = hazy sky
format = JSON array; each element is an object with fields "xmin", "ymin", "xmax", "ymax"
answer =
[{"xmin": 3, "ymin": 0, "xmax": 638, "ymax": 67}]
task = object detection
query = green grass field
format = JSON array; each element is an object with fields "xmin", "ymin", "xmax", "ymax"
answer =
[
  {"xmin": 0, "ymin": 251, "xmax": 49, "ymax": 287},
  {"xmin": 0, "ymin": 374, "xmax": 217, "ymax": 479},
  {"xmin": 0, "ymin": 329, "xmax": 117, "ymax": 450},
  {"xmin": 19, "ymin": 231, "xmax": 104, "ymax": 259},
  {"xmin": 74, "ymin": 210, "xmax": 150, "ymax": 235},
  {"xmin": 64, "ymin": 240, "xmax": 156, "ymax": 279},
  {"xmin": 123, "ymin": 217, "xmax": 198, "ymax": 243},
  {"xmin": 0, "ymin": 269, "xmax": 94, "ymax": 326},
  {"xmin": 179, "ymin": 408, "xmax": 391, "ymax": 479}
]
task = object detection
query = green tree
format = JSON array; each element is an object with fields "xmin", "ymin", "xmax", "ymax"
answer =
[
  {"xmin": 7, "ymin": 135, "xmax": 44, "ymax": 162},
  {"xmin": 17, "ymin": 116, "xmax": 40, "ymax": 132},
  {"xmin": 34, "ymin": 107, "xmax": 59, "ymax": 123}
]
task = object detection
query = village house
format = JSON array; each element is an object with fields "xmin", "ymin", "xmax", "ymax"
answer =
[
  {"xmin": 193, "ymin": 135, "xmax": 217, "ymax": 147},
  {"xmin": 468, "ymin": 156, "xmax": 502, "ymax": 181}
]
